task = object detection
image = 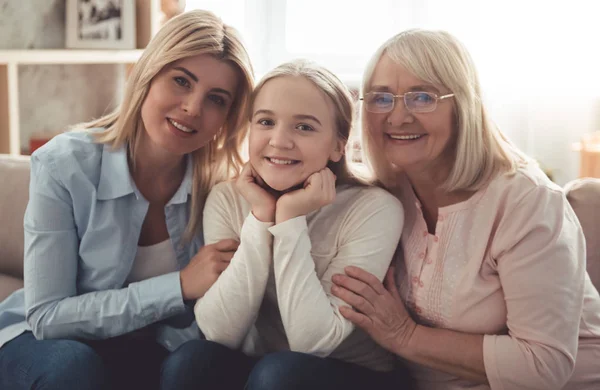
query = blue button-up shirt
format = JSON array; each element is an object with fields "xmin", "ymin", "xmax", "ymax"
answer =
[{"xmin": 0, "ymin": 130, "xmax": 203, "ymax": 351}]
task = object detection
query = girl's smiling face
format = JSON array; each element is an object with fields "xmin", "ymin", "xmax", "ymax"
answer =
[{"xmin": 248, "ymin": 75, "xmax": 343, "ymax": 191}]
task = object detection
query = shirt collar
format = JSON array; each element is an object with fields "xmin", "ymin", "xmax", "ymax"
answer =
[
  {"xmin": 97, "ymin": 143, "xmax": 136, "ymax": 200},
  {"xmin": 167, "ymin": 155, "xmax": 193, "ymax": 205},
  {"xmin": 97, "ymin": 144, "xmax": 194, "ymax": 202}
]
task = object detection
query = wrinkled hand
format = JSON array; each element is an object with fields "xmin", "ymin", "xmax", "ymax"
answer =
[
  {"xmin": 331, "ymin": 266, "xmax": 417, "ymax": 355},
  {"xmin": 180, "ymin": 239, "xmax": 239, "ymax": 300},
  {"xmin": 275, "ymin": 168, "xmax": 336, "ymax": 224},
  {"xmin": 235, "ymin": 163, "xmax": 277, "ymax": 222}
]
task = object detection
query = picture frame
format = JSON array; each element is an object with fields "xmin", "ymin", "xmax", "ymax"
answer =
[{"xmin": 66, "ymin": 0, "xmax": 136, "ymax": 49}]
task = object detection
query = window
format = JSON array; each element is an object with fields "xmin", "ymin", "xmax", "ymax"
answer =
[{"xmin": 185, "ymin": 0, "xmax": 412, "ymax": 86}]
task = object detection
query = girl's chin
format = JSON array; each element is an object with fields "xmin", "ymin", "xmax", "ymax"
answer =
[{"xmin": 261, "ymin": 179, "xmax": 304, "ymax": 194}]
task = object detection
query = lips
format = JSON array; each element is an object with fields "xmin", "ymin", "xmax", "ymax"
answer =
[
  {"xmin": 168, "ymin": 118, "xmax": 197, "ymax": 133},
  {"xmin": 386, "ymin": 133, "xmax": 426, "ymax": 141},
  {"xmin": 265, "ymin": 157, "xmax": 300, "ymax": 165}
]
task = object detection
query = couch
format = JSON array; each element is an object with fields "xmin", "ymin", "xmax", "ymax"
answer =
[
  {"xmin": 1, "ymin": 154, "xmax": 599, "ymax": 301},
  {"xmin": 0, "ymin": 154, "xmax": 30, "ymax": 301}
]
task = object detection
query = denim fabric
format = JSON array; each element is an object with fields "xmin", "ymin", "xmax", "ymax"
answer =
[
  {"xmin": 164, "ymin": 339, "xmax": 410, "ymax": 390},
  {"xmin": 0, "ymin": 331, "xmax": 210, "ymax": 390}
]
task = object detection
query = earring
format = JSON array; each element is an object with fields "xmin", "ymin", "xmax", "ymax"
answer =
[{"xmin": 213, "ymin": 128, "xmax": 222, "ymax": 141}]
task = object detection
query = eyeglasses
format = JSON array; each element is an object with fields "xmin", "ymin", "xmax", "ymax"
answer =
[{"xmin": 360, "ymin": 91, "xmax": 455, "ymax": 114}]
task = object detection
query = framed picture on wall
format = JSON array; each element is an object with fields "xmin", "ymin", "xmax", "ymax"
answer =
[{"xmin": 66, "ymin": 0, "xmax": 136, "ymax": 49}]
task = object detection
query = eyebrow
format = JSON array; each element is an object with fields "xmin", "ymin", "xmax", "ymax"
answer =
[
  {"xmin": 370, "ymin": 85, "xmax": 392, "ymax": 92},
  {"xmin": 174, "ymin": 66, "xmax": 198, "ymax": 82},
  {"xmin": 370, "ymin": 84, "xmax": 440, "ymax": 93},
  {"xmin": 409, "ymin": 84, "xmax": 440, "ymax": 93},
  {"xmin": 294, "ymin": 114, "xmax": 322, "ymax": 126},
  {"xmin": 253, "ymin": 109, "xmax": 322, "ymax": 126},
  {"xmin": 173, "ymin": 66, "xmax": 233, "ymax": 98}
]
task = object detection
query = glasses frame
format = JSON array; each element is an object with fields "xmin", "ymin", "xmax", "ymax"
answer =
[{"xmin": 359, "ymin": 91, "xmax": 455, "ymax": 114}]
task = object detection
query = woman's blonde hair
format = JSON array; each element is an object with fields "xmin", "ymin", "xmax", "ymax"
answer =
[
  {"xmin": 80, "ymin": 10, "xmax": 254, "ymax": 240},
  {"xmin": 360, "ymin": 29, "xmax": 529, "ymax": 191},
  {"xmin": 250, "ymin": 59, "xmax": 364, "ymax": 186}
]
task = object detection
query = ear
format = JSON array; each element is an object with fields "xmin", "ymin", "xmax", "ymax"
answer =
[{"xmin": 329, "ymin": 139, "xmax": 345, "ymax": 163}]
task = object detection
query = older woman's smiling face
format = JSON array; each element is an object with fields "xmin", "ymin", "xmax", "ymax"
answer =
[{"xmin": 366, "ymin": 54, "xmax": 456, "ymax": 175}]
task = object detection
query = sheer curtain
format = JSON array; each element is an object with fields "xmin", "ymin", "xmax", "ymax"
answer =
[{"xmin": 186, "ymin": 0, "xmax": 600, "ymax": 184}]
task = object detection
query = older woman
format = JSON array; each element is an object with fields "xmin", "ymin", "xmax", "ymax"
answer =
[{"xmin": 332, "ymin": 29, "xmax": 600, "ymax": 390}]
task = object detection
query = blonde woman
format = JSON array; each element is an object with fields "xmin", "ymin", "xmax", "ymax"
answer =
[
  {"xmin": 332, "ymin": 29, "xmax": 600, "ymax": 390},
  {"xmin": 187, "ymin": 60, "xmax": 410, "ymax": 390},
  {"xmin": 0, "ymin": 10, "xmax": 253, "ymax": 390}
]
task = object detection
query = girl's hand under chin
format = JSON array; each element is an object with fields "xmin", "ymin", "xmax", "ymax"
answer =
[
  {"xmin": 275, "ymin": 167, "xmax": 336, "ymax": 224},
  {"xmin": 235, "ymin": 163, "xmax": 277, "ymax": 222}
]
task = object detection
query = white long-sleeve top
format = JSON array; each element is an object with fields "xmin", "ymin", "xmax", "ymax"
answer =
[{"xmin": 194, "ymin": 181, "xmax": 404, "ymax": 371}]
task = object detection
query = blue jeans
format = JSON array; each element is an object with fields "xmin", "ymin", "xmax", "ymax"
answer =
[
  {"xmin": 0, "ymin": 331, "xmax": 208, "ymax": 390},
  {"xmin": 162, "ymin": 339, "xmax": 413, "ymax": 390}
]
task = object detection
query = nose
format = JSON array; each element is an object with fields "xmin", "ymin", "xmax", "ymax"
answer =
[
  {"xmin": 181, "ymin": 92, "xmax": 204, "ymax": 118},
  {"xmin": 269, "ymin": 125, "xmax": 294, "ymax": 149},
  {"xmin": 386, "ymin": 96, "xmax": 414, "ymax": 126}
]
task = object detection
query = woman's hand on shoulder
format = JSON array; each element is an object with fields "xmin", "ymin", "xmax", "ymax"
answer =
[
  {"xmin": 275, "ymin": 168, "xmax": 336, "ymax": 224},
  {"xmin": 180, "ymin": 239, "xmax": 239, "ymax": 301},
  {"xmin": 235, "ymin": 163, "xmax": 277, "ymax": 222}
]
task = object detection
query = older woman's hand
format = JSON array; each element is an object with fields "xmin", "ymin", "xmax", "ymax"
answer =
[{"xmin": 331, "ymin": 266, "xmax": 417, "ymax": 355}]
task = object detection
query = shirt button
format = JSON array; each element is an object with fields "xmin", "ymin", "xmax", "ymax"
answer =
[
  {"xmin": 412, "ymin": 276, "xmax": 419, "ymax": 285},
  {"xmin": 438, "ymin": 215, "xmax": 445, "ymax": 222},
  {"xmin": 422, "ymin": 231, "xmax": 428, "ymax": 237},
  {"xmin": 419, "ymin": 252, "xmax": 425, "ymax": 259},
  {"xmin": 433, "ymin": 235, "xmax": 439, "ymax": 242},
  {"xmin": 419, "ymin": 280, "xmax": 424, "ymax": 287},
  {"xmin": 415, "ymin": 306, "xmax": 422, "ymax": 314},
  {"xmin": 426, "ymin": 258, "xmax": 433, "ymax": 264}
]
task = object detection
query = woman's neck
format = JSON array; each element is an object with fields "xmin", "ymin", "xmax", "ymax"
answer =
[
  {"xmin": 130, "ymin": 135, "xmax": 187, "ymax": 204},
  {"xmin": 404, "ymin": 163, "xmax": 473, "ymax": 234}
]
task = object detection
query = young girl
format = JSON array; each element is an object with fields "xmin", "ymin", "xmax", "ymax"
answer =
[
  {"xmin": 188, "ymin": 60, "xmax": 410, "ymax": 390},
  {"xmin": 0, "ymin": 10, "xmax": 254, "ymax": 390}
]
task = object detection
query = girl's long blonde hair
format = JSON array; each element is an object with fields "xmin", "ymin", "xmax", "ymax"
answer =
[{"xmin": 80, "ymin": 10, "xmax": 254, "ymax": 240}]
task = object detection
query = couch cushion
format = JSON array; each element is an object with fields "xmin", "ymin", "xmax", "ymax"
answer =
[
  {"xmin": 0, "ymin": 273, "xmax": 24, "ymax": 302},
  {"xmin": 0, "ymin": 154, "xmax": 30, "ymax": 278},
  {"xmin": 565, "ymin": 178, "xmax": 600, "ymax": 290}
]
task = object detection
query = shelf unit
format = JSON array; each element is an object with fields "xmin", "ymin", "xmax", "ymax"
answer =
[{"xmin": 0, "ymin": 0, "xmax": 160, "ymax": 155}]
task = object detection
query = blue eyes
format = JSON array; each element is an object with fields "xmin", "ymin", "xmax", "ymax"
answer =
[
  {"xmin": 256, "ymin": 119, "xmax": 314, "ymax": 132},
  {"xmin": 411, "ymin": 93, "xmax": 434, "ymax": 103},
  {"xmin": 258, "ymin": 119, "xmax": 274, "ymax": 126},
  {"xmin": 174, "ymin": 76, "xmax": 190, "ymax": 88},
  {"xmin": 296, "ymin": 124, "xmax": 314, "ymax": 132},
  {"xmin": 374, "ymin": 95, "xmax": 393, "ymax": 105},
  {"xmin": 208, "ymin": 95, "xmax": 226, "ymax": 106},
  {"xmin": 173, "ymin": 77, "xmax": 227, "ymax": 107}
]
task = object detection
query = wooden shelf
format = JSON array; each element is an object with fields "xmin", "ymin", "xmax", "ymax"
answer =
[
  {"xmin": 0, "ymin": 50, "xmax": 145, "ymax": 65},
  {"xmin": 0, "ymin": 0, "xmax": 160, "ymax": 155}
]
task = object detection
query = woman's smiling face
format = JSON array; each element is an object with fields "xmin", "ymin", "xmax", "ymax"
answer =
[
  {"xmin": 366, "ymin": 54, "xmax": 456, "ymax": 174},
  {"xmin": 140, "ymin": 54, "xmax": 239, "ymax": 156},
  {"xmin": 248, "ymin": 75, "xmax": 343, "ymax": 191}
]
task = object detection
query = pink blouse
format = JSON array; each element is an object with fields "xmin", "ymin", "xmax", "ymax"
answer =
[{"xmin": 395, "ymin": 164, "xmax": 600, "ymax": 390}]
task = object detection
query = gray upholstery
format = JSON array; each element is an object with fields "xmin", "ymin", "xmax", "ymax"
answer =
[
  {"xmin": 565, "ymin": 178, "xmax": 600, "ymax": 290},
  {"xmin": 0, "ymin": 154, "xmax": 30, "ymax": 279}
]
